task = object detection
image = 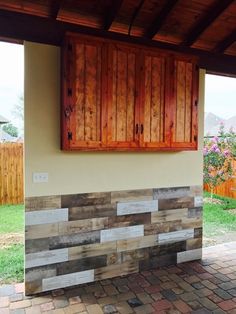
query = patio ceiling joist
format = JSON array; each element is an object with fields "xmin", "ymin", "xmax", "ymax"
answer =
[
  {"xmin": 144, "ymin": 0, "xmax": 179, "ymax": 39},
  {"xmin": 214, "ymin": 29, "xmax": 236, "ymax": 53},
  {"xmin": 49, "ymin": 0, "xmax": 63, "ymax": 20},
  {"xmin": 103, "ymin": 0, "xmax": 123, "ymax": 30},
  {"xmin": 182, "ymin": 0, "xmax": 234, "ymax": 46}
]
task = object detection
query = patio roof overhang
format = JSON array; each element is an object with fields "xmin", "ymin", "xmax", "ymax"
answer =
[{"xmin": 0, "ymin": 0, "xmax": 235, "ymax": 76}]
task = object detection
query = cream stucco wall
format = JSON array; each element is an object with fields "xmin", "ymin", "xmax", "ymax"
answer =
[{"xmin": 24, "ymin": 41, "xmax": 205, "ymax": 197}]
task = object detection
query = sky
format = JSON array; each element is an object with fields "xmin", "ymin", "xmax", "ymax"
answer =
[{"xmin": 0, "ymin": 42, "xmax": 235, "ymax": 129}]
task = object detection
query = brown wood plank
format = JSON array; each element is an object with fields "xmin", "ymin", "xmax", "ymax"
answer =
[
  {"xmin": 111, "ymin": 49, "xmax": 118, "ymax": 142},
  {"xmin": 126, "ymin": 52, "xmax": 135, "ymax": 142},
  {"xmin": 84, "ymin": 44, "xmax": 97, "ymax": 141},
  {"xmin": 175, "ymin": 60, "xmax": 186, "ymax": 143},
  {"xmin": 143, "ymin": 55, "xmax": 151, "ymax": 143},
  {"xmin": 75, "ymin": 42, "xmax": 85, "ymax": 141},
  {"xmin": 96, "ymin": 46, "xmax": 102, "ymax": 141},
  {"xmin": 185, "ymin": 62, "xmax": 193, "ymax": 142},
  {"xmin": 116, "ymin": 50, "xmax": 127, "ymax": 142}
]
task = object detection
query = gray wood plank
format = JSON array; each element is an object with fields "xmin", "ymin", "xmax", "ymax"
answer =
[
  {"xmin": 117, "ymin": 200, "xmax": 158, "ymax": 216},
  {"xmin": 42, "ymin": 269, "xmax": 94, "ymax": 291},
  {"xmin": 25, "ymin": 248, "xmax": 68, "ymax": 268},
  {"xmin": 25, "ymin": 208, "xmax": 68, "ymax": 226},
  {"xmin": 158, "ymin": 229, "xmax": 194, "ymax": 244},
  {"xmin": 177, "ymin": 248, "xmax": 202, "ymax": 263},
  {"xmin": 101, "ymin": 225, "xmax": 144, "ymax": 243}
]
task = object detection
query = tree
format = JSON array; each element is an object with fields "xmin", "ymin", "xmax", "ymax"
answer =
[
  {"xmin": 2, "ymin": 123, "xmax": 18, "ymax": 137},
  {"xmin": 12, "ymin": 95, "xmax": 24, "ymax": 135},
  {"xmin": 204, "ymin": 124, "xmax": 235, "ymax": 199}
]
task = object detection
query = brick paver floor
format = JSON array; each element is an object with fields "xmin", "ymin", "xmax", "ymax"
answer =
[{"xmin": 0, "ymin": 242, "xmax": 236, "ymax": 314}]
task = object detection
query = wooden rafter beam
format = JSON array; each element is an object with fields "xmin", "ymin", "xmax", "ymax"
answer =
[
  {"xmin": 50, "ymin": 0, "xmax": 63, "ymax": 19},
  {"xmin": 144, "ymin": 0, "xmax": 179, "ymax": 39},
  {"xmin": 182, "ymin": 0, "xmax": 234, "ymax": 46},
  {"xmin": 213, "ymin": 29, "xmax": 236, "ymax": 53},
  {"xmin": 0, "ymin": 8, "xmax": 235, "ymax": 76},
  {"xmin": 103, "ymin": 0, "xmax": 123, "ymax": 30}
]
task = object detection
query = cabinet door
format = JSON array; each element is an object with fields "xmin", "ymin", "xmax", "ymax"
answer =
[
  {"xmin": 170, "ymin": 58, "xmax": 199, "ymax": 149},
  {"xmin": 140, "ymin": 52, "xmax": 170, "ymax": 148},
  {"xmin": 62, "ymin": 36, "xmax": 106, "ymax": 150},
  {"xmin": 107, "ymin": 44, "xmax": 140, "ymax": 148}
]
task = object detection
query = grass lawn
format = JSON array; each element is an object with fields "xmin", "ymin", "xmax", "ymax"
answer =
[
  {"xmin": 203, "ymin": 192, "xmax": 236, "ymax": 244},
  {"xmin": 0, "ymin": 204, "xmax": 24, "ymax": 284}
]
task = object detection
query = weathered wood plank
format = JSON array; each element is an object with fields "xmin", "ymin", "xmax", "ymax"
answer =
[
  {"xmin": 68, "ymin": 241, "xmax": 117, "ymax": 260},
  {"xmin": 177, "ymin": 248, "xmax": 202, "ymax": 263},
  {"xmin": 117, "ymin": 200, "xmax": 158, "ymax": 216},
  {"xmin": 25, "ymin": 195, "xmax": 61, "ymax": 211},
  {"xmin": 25, "ymin": 223, "xmax": 59, "ymax": 240},
  {"xmin": 25, "ymin": 238, "xmax": 49, "ymax": 254},
  {"xmin": 186, "ymin": 238, "xmax": 202, "ymax": 250},
  {"xmin": 42, "ymin": 270, "xmax": 95, "ymax": 291},
  {"xmin": 140, "ymin": 253, "xmax": 177, "ymax": 271},
  {"xmin": 153, "ymin": 186, "xmax": 190, "ymax": 200},
  {"xmin": 101, "ymin": 225, "xmax": 144, "ymax": 243},
  {"xmin": 117, "ymin": 235, "xmax": 157, "ymax": 252},
  {"xmin": 151, "ymin": 208, "xmax": 188, "ymax": 224},
  {"xmin": 61, "ymin": 192, "xmax": 111, "ymax": 207},
  {"xmin": 194, "ymin": 196, "xmax": 203, "ymax": 207},
  {"xmin": 158, "ymin": 197, "xmax": 194, "ymax": 210},
  {"xmin": 107, "ymin": 252, "xmax": 121, "ymax": 265},
  {"xmin": 122, "ymin": 248, "xmax": 149, "ymax": 262},
  {"xmin": 149, "ymin": 241, "xmax": 186, "ymax": 257},
  {"xmin": 59, "ymin": 217, "xmax": 108, "ymax": 235},
  {"xmin": 190, "ymin": 185, "xmax": 203, "ymax": 197},
  {"xmin": 108, "ymin": 213, "xmax": 151, "ymax": 228},
  {"xmin": 69, "ymin": 204, "xmax": 116, "ymax": 221},
  {"xmin": 57, "ymin": 256, "xmax": 107, "ymax": 275},
  {"xmin": 25, "ymin": 265, "xmax": 57, "ymax": 282},
  {"xmin": 25, "ymin": 248, "xmax": 68, "ymax": 268},
  {"xmin": 25, "ymin": 208, "xmax": 68, "ymax": 226},
  {"xmin": 111, "ymin": 189, "xmax": 153, "ymax": 203},
  {"xmin": 158, "ymin": 229, "xmax": 194, "ymax": 244},
  {"xmin": 49, "ymin": 231, "xmax": 100, "ymax": 250},
  {"xmin": 144, "ymin": 220, "xmax": 182, "ymax": 235}
]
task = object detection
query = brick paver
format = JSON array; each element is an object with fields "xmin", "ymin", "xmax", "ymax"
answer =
[{"xmin": 0, "ymin": 242, "xmax": 236, "ymax": 313}]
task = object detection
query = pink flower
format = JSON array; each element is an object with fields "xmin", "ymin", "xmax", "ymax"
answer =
[{"xmin": 213, "ymin": 136, "xmax": 219, "ymax": 143}]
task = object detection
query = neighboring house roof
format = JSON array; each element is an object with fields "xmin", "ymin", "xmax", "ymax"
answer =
[
  {"xmin": 0, "ymin": 114, "xmax": 9, "ymax": 125},
  {"xmin": 0, "ymin": 130, "xmax": 17, "ymax": 142}
]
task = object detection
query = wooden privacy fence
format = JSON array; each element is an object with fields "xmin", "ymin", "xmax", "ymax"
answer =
[
  {"xmin": 0, "ymin": 143, "xmax": 24, "ymax": 205},
  {"xmin": 204, "ymin": 160, "xmax": 236, "ymax": 199}
]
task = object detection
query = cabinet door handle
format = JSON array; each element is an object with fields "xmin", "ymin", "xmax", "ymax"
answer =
[
  {"xmin": 141, "ymin": 124, "xmax": 144, "ymax": 134},
  {"xmin": 136, "ymin": 124, "xmax": 139, "ymax": 134}
]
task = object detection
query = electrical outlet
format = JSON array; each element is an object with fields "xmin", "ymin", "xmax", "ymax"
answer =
[{"xmin": 33, "ymin": 172, "xmax": 48, "ymax": 183}]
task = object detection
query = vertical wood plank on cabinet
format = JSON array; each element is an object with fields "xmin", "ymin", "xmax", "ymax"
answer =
[
  {"xmin": 127, "ymin": 53, "xmax": 135, "ymax": 142},
  {"xmin": 117, "ymin": 50, "xmax": 127, "ymax": 142},
  {"xmin": 107, "ymin": 44, "xmax": 139, "ymax": 148},
  {"xmin": 185, "ymin": 63, "xmax": 192, "ymax": 143},
  {"xmin": 171, "ymin": 57, "xmax": 198, "ymax": 149},
  {"xmin": 75, "ymin": 43, "xmax": 85, "ymax": 142},
  {"xmin": 175, "ymin": 60, "xmax": 186, "ymax": 143},
  {"xmin": 141, "ymin": 52, "xmax": 168, "ymax": 148},
  {"xmin": 85, "ymin": 45, "xmax": 98, "ymax": 142},
  {"xmin": 144, "ymin": 56, "xmax": 151, "ymax": 143}
]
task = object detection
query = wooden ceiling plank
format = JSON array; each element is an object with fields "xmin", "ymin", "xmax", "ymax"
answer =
[
  {"xmin": 214, "ymin": 29, "xmax": 236, "ymax": 53},
  {"xmin": 103, "ymin": 0, "xmax": 123, "ymax": 30},
  {"xmin": 50, "ymin": 0, "xmax": 63, "ymax": 19},
  {"xmin": 144, "ymin": 0, "xmax": 179, "ymax": 39},
  {"xmin": 0, "ymin": 8, "xmax": 236, "ymax": 76},
  {"xmin": 182, "ymin": 0, "xmax": 234, "ymax": 47}
]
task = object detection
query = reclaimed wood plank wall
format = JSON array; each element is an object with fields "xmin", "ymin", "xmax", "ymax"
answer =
[{"xmin": 25, "ymin": 185, "xmax": 203, "ymax": 295}]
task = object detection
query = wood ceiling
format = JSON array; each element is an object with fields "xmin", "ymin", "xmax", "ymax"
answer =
[{"xmin": 0, "ymin": 0, "xmax": 236, "ymax": 75}]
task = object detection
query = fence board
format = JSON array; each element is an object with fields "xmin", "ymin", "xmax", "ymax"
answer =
[
  {"xmin": 0, "ymin": 143, "xmax": 24, "ymax": 205},
  {"xmin": 204, "ymin": 160, "xmax": 236, "ymax": 199}
]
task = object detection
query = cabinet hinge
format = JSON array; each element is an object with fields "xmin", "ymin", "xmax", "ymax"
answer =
[
  {"xmin": 68, "ymin": 88, "xmax": 72, "ymax": 96},
  {"xmin": 68, "ymin": 132, "xmax": 72, "ymax": 140}
]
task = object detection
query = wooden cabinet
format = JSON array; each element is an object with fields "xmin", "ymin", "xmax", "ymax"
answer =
[
  {"xmin": 62, "ymin": 36, "xmax": 106, "ymax": 149},
  {"xmin": 170, "ymin": 57, "xmax": 199, "ymax": 149},
  {"xmin": 62, "ymin": 34, "xmax": 199, "ymax": 151}
]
